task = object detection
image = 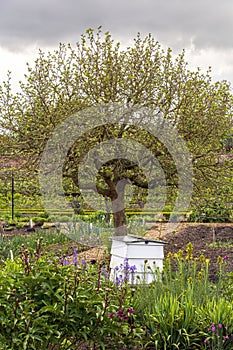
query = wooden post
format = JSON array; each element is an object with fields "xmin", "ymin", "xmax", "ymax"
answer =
[{"xmin": 11, "ymin": 172, "xmax": 14, "ymax": 221}]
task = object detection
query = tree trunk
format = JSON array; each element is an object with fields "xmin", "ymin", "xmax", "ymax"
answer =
[
  {"xmin": 104, "ymin": 197, "xmax": 111, "ymax": 225},
  {"xmin": 111, "ymin": 179, "xmax": 128, "ymax": 236},
  {"xmin": 77, "ymin": 177, "xmax": 128, "ymax": 236},
  {"xmin": 112, "ymin": 208, "xmax": 127, "ymax": 236}
]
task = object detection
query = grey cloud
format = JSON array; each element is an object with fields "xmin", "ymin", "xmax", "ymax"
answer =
[{"xmin": 0, "ymin": 0, "xmax": 233, "ymax": 52}]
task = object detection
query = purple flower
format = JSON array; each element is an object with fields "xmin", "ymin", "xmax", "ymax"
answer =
[
  {"xmin": 72, "ymin": 248, "xmax": 78, "ymax": 266},
  {"xmin": 63, "ymin": 259, "xmax": 69, "ymax": 266},
  {"xmin": 101, "ymin": 268, "xmax": 109, "ymax": 280},
  {"xmin": 127, "ymin": 308, "xmax": 135, "ymax": 314},
  {"xmin": 73, "ymin": 247, "xmax": 78, "ymax": 254},
  {"xmin": 116, "ymin": 310, "xmax": 124, "ymax": 317},
  {"xmin": 81, "ymin": 258, "xmax": 87, "ymax": 265},
  {"xmin": 211, "ymin": 324, "xmax": 216, "ymax": 332},
  {"xmin": 115, "ymin": 276, "xmax": 123, "ymax": 285},
  {"xmin": 218, "ymin": 324, "xmax": 223, "ymax": 328},
  {"xmin": 204, "ymin": 338, "xmax": 208, "ymax": 343},
  {"xmin": 129, "ymin": 265, "xmax": 137, "ymax": 272},
  {"xmin": 114, "ymin": 260, "xmax": 137, "ymax": 285},
  {"xmin": 122, "ymin": 314, "xmax": 129, "ymax": 320},
  {"xmin": 123, "ymin": 259, "xmax": 130, "ymax": 271},
  {"xmin": 223, "ymin": 255, "xmax": 228, "ymax": 261},
  {"xmin": 108, "ymin": 312, "xmax": 114, "ymax": 318}
]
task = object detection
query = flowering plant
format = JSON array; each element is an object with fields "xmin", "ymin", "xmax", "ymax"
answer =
[
  {"xmin": 203, "ymin": 323, "xmax": 233, "ymax": 349},
  {"xmin": 114, "ymin": 258, "xmax": 137, "ymax": 285}
]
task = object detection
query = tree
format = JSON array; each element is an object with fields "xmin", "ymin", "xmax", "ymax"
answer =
[{"xmin": 0, "ymin": 28, "xmax": 232, "ymax": 234}]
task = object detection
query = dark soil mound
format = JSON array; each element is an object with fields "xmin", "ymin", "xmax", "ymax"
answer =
[{"xmin": 162, "ymin": 224, "xmax": 233, "ymax": 279}]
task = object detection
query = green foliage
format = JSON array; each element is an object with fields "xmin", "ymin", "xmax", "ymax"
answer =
[
  {"xmin": 49, "ymin": 215, "xmax": 72, "ymax": 222},
  {"xmin": 126, "ymin": 216, "xmax": 147, "ymax": 236},
  {"xmin": 78, "ymin": 210, "xmax": 107, "ymax": 224},
  {"xmin": 0, "ymin": 252, "xmax": 143, "ymax": 349},
  {"xmin": 189, "ymin": 176, "xmax": 233, "ymax": 223},
  {"xmin": 206, "ymin": 240, "xmax": 233, "ymax": 248},
  {"xmin": 217, "ymin": 270, "xmax": 233, "ymax": 302},
  {"xmin": 0, "ymin": 28, "xmax": 232, "ymax": 232},
  {"xmin": 31, "ymin": 216, "xmax": 45, "ymax": 224},
  {"xmin": 99, "ymin": 231, "xmax": 112, "ymax": 252},
  {"xmin": 0, "ymin": 229, "xmax": 71, "ymax": 259},
  {"xmin": 189, "ymin": 201, "xmax": 232, "ymax": 223},
  {"xmin": 132, "ymin": 244, "xmax": 233, "ymax": 349},
  {"xmin": 0, "ymin": 237, "xmax": 232, "ymax": 348}
]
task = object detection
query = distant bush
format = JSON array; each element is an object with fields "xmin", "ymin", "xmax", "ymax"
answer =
[{"xmin": 189, "ymin": 202, "xmax": 232, "ymax": 223}]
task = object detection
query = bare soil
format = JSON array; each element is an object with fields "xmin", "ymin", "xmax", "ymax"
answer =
[{"xmin": 146, "ymin": 222, "xmax": 233, "ymax": 279}]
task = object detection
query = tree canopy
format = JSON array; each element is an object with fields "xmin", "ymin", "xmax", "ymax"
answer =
[{"xmin": 0, "ymin": 28, "xmax": 232, "ymax": 233}]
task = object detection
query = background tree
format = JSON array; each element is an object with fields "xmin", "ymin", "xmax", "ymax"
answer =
[{"xmin": 0, "ymin": 28, "xmax": 232, "ymax": 234}]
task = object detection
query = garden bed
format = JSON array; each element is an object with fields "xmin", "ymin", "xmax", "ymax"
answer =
[
  {"xmin": 2, "ymin": 222, "xmax": 233, "ymax": 277},
  {"xmin": 69, "ymin": 222, "xmax": 233, "ymax": 278},
  {"xmin": 146, "ymin": 223, "xmax": 233, "ymax": 279},
  {"xmin": 0, "ymin": 222, "xmax": 232, "ymax": 349}
]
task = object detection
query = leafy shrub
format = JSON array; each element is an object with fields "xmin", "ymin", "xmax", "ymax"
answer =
[
  {"xmin": 189, "ymin": 202, "xmax": 232, "ymax": 223},
  {"xmin": 0, "ymin": 251, "xmax": 143, "ymax": 349},
  {"xmin": 32, "ymin": 216, "xmax": 45, "ymax": 224},
  {"xmin": 0, "ymin": 237, "xmax": 233, "ymax": 349}
]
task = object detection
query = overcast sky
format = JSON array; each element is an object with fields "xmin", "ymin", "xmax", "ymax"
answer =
[{"xmin": 1, "ymin": 0, "xmax": 233, "ymax": 91}]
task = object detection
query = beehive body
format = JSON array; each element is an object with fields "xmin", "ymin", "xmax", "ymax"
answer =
[{"xmin": 110, "ymin": 235, "xmax": 167, "ymax": 284}]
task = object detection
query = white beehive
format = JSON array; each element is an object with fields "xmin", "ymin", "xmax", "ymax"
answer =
[{"xmin": 110, "ymin": 235, "xmax": 167, "ymax": 284}]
